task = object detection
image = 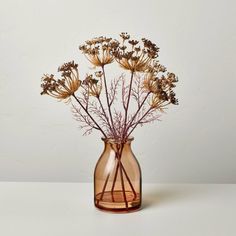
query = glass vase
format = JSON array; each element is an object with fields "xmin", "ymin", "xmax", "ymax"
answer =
[{"xmin": 94, "ymin": 137, "xmax": 142, "ymax": 213}]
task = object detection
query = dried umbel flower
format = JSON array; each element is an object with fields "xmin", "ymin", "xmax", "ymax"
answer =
[
  {"xmin": 169, "ymin": 89, "xmax": 178, "ymax": 105},
  {"xmin": 82, "ymin": 74, "xmax": 102, "ymax": 98},
  {"xmin": 41, "ymin": 61, "xmax": 81, "ymax": 101},
  {"xmin": 112, "ymin": 33, "xmax": 159, "ymax": 72},
  {"xmin": 143, "ymin": 70, "xmax": 178, "ymax": 108},
  {"xmin": 79, "ymin": 37, "xmax": 119, "ymax": 67},
  {"xmin": 143, "ymin": 73, "xmax": 159, "ymax": 93},
  {"xmin": 146, "ymin": 60, "xmax": 166, "ymax": 74}
]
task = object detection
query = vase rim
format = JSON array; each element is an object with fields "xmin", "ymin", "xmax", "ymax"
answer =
[{"xmin": 101, "ymin": 136, "xmax": 134, "ymax": 144}]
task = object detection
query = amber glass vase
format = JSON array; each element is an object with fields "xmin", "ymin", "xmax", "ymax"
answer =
[{"xmin": 94, "ymin": 137, "xmax": 142, "ymax": 213}]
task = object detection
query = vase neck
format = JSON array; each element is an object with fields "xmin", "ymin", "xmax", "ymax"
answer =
[
  {"xmin": 101, "ymin": 137, "xmax": 134, "ymax": 144},
  {"xmin": 102, "ymin": 137, "xmax": 134, "ymax": 153}
]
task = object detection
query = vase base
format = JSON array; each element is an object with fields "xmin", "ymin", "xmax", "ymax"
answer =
[{"xmin": 95, "ymin": 190, "xmax": 141, "ymax": 213}]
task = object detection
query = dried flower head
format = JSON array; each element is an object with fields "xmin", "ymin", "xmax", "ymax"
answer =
[
  {"xmin": 120, "ymin": 32, "xmax": 130, "ymax": 41},
  {"xmin": 143, "ymin": 73, "xmax": 159, "ymax": 93},
  {"xmin": 112, "ymin": 33, "xmax": 159, "ymax": 72},
  {"xmin": 143, "ymin": 70, "xmax": 178, "ymax": 108},
  {"xmin": 79, "ymin": 36, "xmax": 119, "ymax": 67},
  {"xmin": 146, "ymin": 60, "xmax": 166, "ymax": 74},
  {"xmin": 82, "ymin": 74, "xmax": 102, "ymax": 98},
  {"xmin": 41, "ymin": 61, "xmax": 81, "ymax": 101}
]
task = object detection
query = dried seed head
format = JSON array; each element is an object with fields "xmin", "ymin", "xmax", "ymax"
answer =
[
  {"xmin": 120, "ymin": 32, "xmax": 130, "ymax": 41},
  {"xmin": 82, "ymin": 74, "xmax": 102, "ymax": 98},
  {"xmin": 79, "ymin": 36, "xmax": 118, "ymax": 67},
  {"xmin": 111, "ymin": 33, "xmax": 160, "ymax": 72},
  {"xmin": 41, "ymin": 61, "xmax": 81, "ymax": 101}
]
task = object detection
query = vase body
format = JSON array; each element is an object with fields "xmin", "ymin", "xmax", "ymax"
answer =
[{"xmin": 94, "ymin": 137, "xmax": 142, "ymax": 213}]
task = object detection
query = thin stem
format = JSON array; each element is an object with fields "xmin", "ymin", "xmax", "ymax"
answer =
[
  {"xmin": 72, "ymin": 94, "xmax": 107, "ymax": 138},
  {"xmin": 110, "ymin": 161, "xmax": 119, "ymax": 201},
  {"xmin": 121, "ymin": 164, "xmax": 137, "ymax": 199},
  {"xmin": 127, "ymin": 107, "xmax": 153, "ymax": 138},
  {"xmin": 97, "ymin": 97, "xmax": 113, "ymax": 135},
  {"xmin": 111, "ymin": 160, "xmax": 137, "ymax": 200},
  {"xmin": 119, "ymin": 161, "xmax": 128, "ymax": 209},
  {"xmin": 123, "ymin": 71, "xmax": 134, "ymax": 139},
  {"xmin": 110, "ymin": 143, "xmax": 137, "ymax": 201},
  {"xmin": 125, "ymin": 91, "xmax": 151, "ymax": 134},
  {"xmin": 101, "ymin": 66, "xmax": 117, "ymax": 138},
  {"xmin": 110, "ymin": 143, "xmax": 124, "ymax": 201},
  {"xmin": 98, "ymin": 142, "xmax": 137, "ymax": 204}
]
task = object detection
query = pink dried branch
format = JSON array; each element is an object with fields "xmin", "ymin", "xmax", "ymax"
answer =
[
  {"xmin": 131, "ymin": 74, "xmax": 146, "ymax": 108},
  {"xmin": 138, "ymin": 109, "xmax": 161, "ymax": 125},
  {"xmin": 132, "ymin": 104, "xmax": 147, "ymax": 124},
  {"xmin": 113, "ymin": 110, "xmax": 125, "ymax": 138},
  {"xmin": 108, "ymin": 75, "xmax": 123, "ymax": 106},
  {"xmin": 88, "ymin": 101, "xmax": 110, "ymax": 132},
  {"xmin": 77, "ymin": 86, "xmax": 89, "ymax": 109},
  {"xmin": 122, "ymin": 77, "xmax": 129, "ymax": 110},
  {"xmin": 71, "ymin": 104, "xmax": 99, "ymax": 136}
]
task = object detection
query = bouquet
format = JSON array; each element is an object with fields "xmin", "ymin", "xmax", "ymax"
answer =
[
  {"xmin": 41, "ymin": 33, "xmax": 178, "ymax": 141},
  {"xmin": 40, "ymin": 33, "xmax": 178, "ymax": 212}
]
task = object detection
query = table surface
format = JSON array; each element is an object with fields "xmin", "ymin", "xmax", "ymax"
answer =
[{"xmin": 0, "ymin": 182, "xmax": 235, "ymax": 236}]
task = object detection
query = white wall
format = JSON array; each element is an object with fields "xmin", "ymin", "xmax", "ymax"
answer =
[{"xmin": 0, "ymin": 0, "xmax": 235, "ymax": 183}]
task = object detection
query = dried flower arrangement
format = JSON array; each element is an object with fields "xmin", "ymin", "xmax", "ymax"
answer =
[
  {"xmin": 41, "ymin": 33, "xmax": 178, "ymax": 140},
  {"xmin": 40, "ymin": 33, "xmax": 178, "ymax": 212}
]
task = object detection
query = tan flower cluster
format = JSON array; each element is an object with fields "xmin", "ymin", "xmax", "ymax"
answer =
[
  {"xmin": 82, "ymin": 73, "xmax": 102, "ymax": 98},
  {"xmin": 112, "ymin": 33, "xmax": 159, "ymax": 72},
  {"xmin": 79, "ymin": 33, "xmax": 160, "ymax": 73},
  {"xmin": 143, "ymin": 72, "xmax": 178, "ymax": 108},
  {"xmin": 41, "ymin": 61, "xmax": 81, "ymax": 101},
  {"xmin": 79, "ymin": 37, "xmax": 119, "ymax": 67}
]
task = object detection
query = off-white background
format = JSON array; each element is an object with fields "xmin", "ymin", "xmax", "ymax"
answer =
[{"xmin": 0, "ymin": 0, "xmax": 235, "ymax": 183}]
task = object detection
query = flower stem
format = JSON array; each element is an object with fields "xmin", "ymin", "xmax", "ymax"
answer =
[
  {"xmin": 98, "ymin": 142, "xmax": 136, "ymax": 206},
  {"xmin": 97, "ymin": 97, "xmax": 113, "ymax": 136},
  {"xmin": 119, "ymin": 160, "xmax": 128, "ymax": 209},
  {"xmin": 101, "ymin": 66, "xmax": 117, "ymax": 138},
  {"xmin": 72, "ymin": 94, "xmax": 107, "ymax": 138},
  {"xmin": 126, "ymin": 107, "xmax": 153, "ymax": 138},
  {"xmin": 123, "ymin": 71, "xmax": 134, "ymax": 140},
  {"xmin": 125, "ymin": 91, "xmax": 151, "ymax": 134}
]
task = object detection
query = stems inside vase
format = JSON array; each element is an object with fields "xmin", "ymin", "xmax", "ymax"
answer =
[{"xmin": 96, "ymin": 141, "xmax": 139, "ymax": 210}]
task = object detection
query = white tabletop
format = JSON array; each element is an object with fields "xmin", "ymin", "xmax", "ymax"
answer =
[{"xmin": 0, "ymin": 182, "xmax": 235, "ymax": 236}]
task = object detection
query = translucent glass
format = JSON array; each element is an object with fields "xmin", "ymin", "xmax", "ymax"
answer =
[{"xmin": 94, "ymin": 137, "xmax": 142, "ymax": 213}]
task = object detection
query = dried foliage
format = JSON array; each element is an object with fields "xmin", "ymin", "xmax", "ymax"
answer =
[{"xmin": 41, "ymin": 33, "xmax": 178, "ymax": 142}]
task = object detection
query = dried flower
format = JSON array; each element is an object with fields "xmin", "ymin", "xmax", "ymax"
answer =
[
  {"xmin": 146, "ymin": 60, "xmax": 166, "ymax": 74},
  {"xmin": 41, "ymin": 61, "xmax": 81, "ymax": 101},
  {"xmin": 142, "ymin": 73, "xmax": 159, "ymax": 93},
  {"xmin": 41, "ymin": 33, "xmax": 179, "ymax": 211},
  {"xmin": 169, "ymin": 89, "xmax": 178, "ymax": 105},
  {"xmin": 82, "ymin": 74, "xmax": 102, "ymax": 98},
  {"xmin": 143, "ymin": 70, "xmax": 178, "ymax": 107},
  {"xmin": 79, "ymin": 37, "xmax": 119, "ymax": 67},
  {"xmin": 120, "ymin": 32, "xmax": 130, "ymax": 41},
  {"xmin": 112, "ymin": 34, "xmax": 159, "ymax": 72}
]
